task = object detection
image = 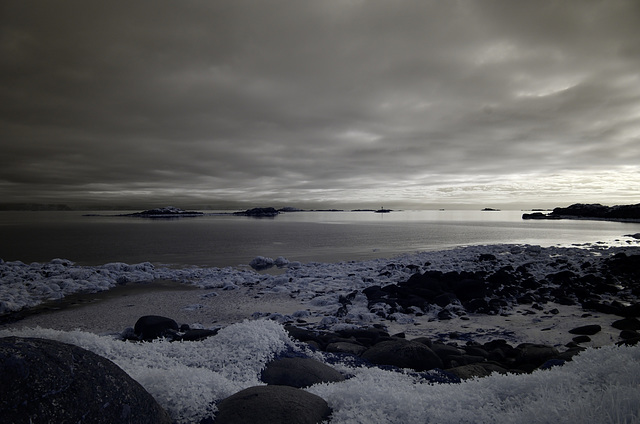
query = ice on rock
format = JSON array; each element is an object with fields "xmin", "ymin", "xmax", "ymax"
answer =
[
  {"xmin": 249, "ymin": 256, "xmax": 275, "ymax": 270},
  {"xmin": 274, "ymin": 256, "xmax": 290, "ymax": 267}
]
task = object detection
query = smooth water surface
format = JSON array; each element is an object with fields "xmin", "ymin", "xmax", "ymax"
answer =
[{"xmin": 1, "ymin": 210, "xmax": 639, "ymax": 267}]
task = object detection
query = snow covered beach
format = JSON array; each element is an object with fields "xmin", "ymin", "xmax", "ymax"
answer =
[{"xmin": 2, "ymin": 241, "xmax": 640, "ymax": 423}]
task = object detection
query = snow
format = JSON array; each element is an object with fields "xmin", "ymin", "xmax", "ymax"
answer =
[{"xmin": 2, "ymin": 242, "xmax": 640, "ymax": 422}]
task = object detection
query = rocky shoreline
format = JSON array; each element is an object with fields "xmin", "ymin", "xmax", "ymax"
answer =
[
  {"xmin": 523, "ymin": 203, "xmax": 640, "ymax": 222},
  {"xmin": 3, "ymin": 243, "xmax": 640, "ymax": 422}
]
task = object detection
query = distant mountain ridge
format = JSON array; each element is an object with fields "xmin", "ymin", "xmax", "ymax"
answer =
[{"xmin": 0, "ymin": 203, "xmax": 72, "ymax": 211}]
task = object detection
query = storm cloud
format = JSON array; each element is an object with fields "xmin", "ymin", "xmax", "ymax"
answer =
[{"xmin": 1, "ymin": 0, "xmax": 639, "ymax": 209}]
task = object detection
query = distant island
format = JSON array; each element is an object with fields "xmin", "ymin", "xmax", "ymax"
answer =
[
  {"xmin": 123, "ymin": 206, "xmax": 204, "ymax": 218},
  {"xmin": 523, "ymin": 203, "xmax": 640, "ymax": 222},
  {"xmin": 233, "ymin": 207, "xmax": 280, "ymax": 217}
]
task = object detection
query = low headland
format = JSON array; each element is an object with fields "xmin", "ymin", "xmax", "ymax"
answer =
[{"xmin": 523, "ymin": 203, "xmax": 640, "ymax": 222}]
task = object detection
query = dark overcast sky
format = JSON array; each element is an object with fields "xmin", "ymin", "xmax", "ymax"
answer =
[{"xmin": 1, "ymin": 0, "xmax": 639, "ymax": 209}]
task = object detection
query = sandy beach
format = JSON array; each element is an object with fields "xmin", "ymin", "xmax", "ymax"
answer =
[{"xmin": 1, "ymin": 280, "xmax": 305, "ymax": 335}]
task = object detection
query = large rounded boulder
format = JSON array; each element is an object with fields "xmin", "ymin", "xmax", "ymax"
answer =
[
  {"xmin": 215, "ymin": 385, "xmax": 331, "ymax": 424},
  {"xmin": 0, "ymin": 337, "xmax": 171, "ymax": 424}
]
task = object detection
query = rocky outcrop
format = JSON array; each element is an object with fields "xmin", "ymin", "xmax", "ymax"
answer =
[
  {"xmin": 523, "ymin": 203, "xmax": 640, "ymax": 221},
  {"xmin": 0, "ymin": 337, "xmax": 171, "ymax": 424},
  {"xmin": 125, "ymin": 206, "xmax": 203, "ymax": 218}
]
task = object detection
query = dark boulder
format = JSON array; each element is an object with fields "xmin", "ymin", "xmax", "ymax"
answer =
[
  {"xmin": 572, "ymin": 335, "xmax": 592, "ymax": 344},
  {"xmin": 568, "ymin": 324, "xmax": 602, "ymax": 335},
  {"xmin": 0, "ymin": 337, "xmax": 171, "ymax": 424},
  {"xmin": 214, "ymin": 385, "xmax": 331, "ymax": 424},
  {"xmin": 451, "ymin": 278, "xmax": 487, "ymax": 302},
  {"xmin": 325, "ymin": 342, "xmax": 367, "ymax": 356},
  {"xmin": 361, "ymin": 339, "xmax": 443, "ymax": 372},
  {"xmin": 619, "ymin": 330, "xmax": 639, "ymax": 340},
  {"xmin": 620, "ymin": 303, "xmax": 640, "ymax": 318},
  {"xmin": 261, "ymin": 357, "xmax": 345, "ymax": 388},
  {"xmin": 284, "ymin": 325, "xmax": 322, "ymax": 346},
  {"xmin": 611, "ymin": 317, "xmax": 640, "ymax": 331},
  {"xmin": 335, "ymin": 327, "xmax": 389, "ymax": 346},
  {"xmin": 134, "ymin": 315, "xmax": 179, "ymax": 341},
  {"xmin": 446, "ymin": 363, "xmax": 508, "ymax": 380},
  {"xmin": 516, "ymin": 343, "xmax": 559, "ymax": 368}
]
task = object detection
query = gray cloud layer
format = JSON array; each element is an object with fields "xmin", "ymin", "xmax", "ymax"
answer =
[{"xmin": 1, "ymin": 0, "xmax": 639, "ymax": 208}]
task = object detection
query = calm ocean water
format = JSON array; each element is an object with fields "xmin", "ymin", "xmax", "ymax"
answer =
[{"xmin": 1, "ymin": 210, "xmax": 639, "ymax": 268}]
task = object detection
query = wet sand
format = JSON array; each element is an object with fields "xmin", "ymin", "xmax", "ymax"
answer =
[{"xmin": 0, "ymin": 280, "xmax": 304, "ymax": 335}]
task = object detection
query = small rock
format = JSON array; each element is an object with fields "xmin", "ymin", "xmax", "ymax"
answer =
[
  {"xmin": 572, "ymin": 335, "xmax": 591, "ymax": 344},
  {"xmin": 568, "ymin": 324, "xmax": 602, "ymax": 335}
]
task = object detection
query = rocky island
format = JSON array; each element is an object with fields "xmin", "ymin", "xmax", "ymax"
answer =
[
  {"xmin": 233, "ymin": 207, "xmax": 280, "ymax": 217},
  {"xmin": 123, "ymin": 206, "xmax": 204, "ymax": 218},
  {"xmin": 523, "ymin": 203, "xmax": 640, "ymax": 222}
]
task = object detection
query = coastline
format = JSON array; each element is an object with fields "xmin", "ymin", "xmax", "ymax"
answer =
[
  {"xmin": 3, "ymin": 242, "xmax": 640, "ymax": 423},
  {"xmin": 3, "ymin": 241, "xmax": 639, "ymax": 349}
]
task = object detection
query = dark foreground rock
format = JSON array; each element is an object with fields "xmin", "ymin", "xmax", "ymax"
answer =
[
  {"xmin": 215, "ymin": 385, "xmax": 331, "ymax": 424},
  {"xmin": 134, "ymin": 315, "xmax": 179, "ymax": 341},
  {"xmin": 0, "ymin": 337, "xmax": 171, "ymax": 424}
]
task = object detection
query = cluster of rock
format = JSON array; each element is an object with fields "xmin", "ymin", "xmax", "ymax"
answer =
[
  {"xmin": 126, "ymin": 315, "xmax": 332, "ymax": 424},
  {"xmin": 124, "ymin": 206, "xmax": 204, "ymax": 218},
  {"xmin": 122, "ymin": 314, "xmax": 582, "ymax": 422},
  {"xmin": 285, "ymin": 325, "xmax": 580, "ymax": 381},
  {"xmin": 357, "ymin": 252, "xmax": 640, "ymax": 345},
  {"xmin": 121, "ymin": 314, "xmax": 218, "ymax": 342},
  {"xmin": 523, "ymin": 203, "xmax": 640, "ymax": 221}
]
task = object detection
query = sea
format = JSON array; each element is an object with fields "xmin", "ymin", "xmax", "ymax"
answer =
[{"xmin": 1, "ymin": 209, "xmax": 639, "ymax": 268}]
